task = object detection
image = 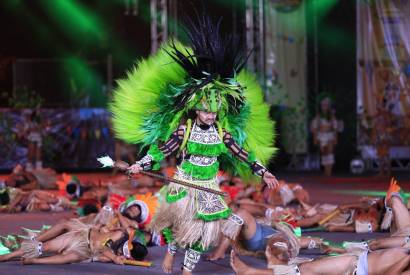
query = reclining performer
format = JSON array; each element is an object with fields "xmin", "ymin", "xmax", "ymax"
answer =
[
  {"xmin": 0, "ymin": 187, "xmax": 74, "ymax": 213},
  {"xmin": 281, "ymin": 196, "xmax": 383, "ymax": 233},
  {"xmin": 230, "ymin": 233, "xmax": 410, "ymax": 275},
  {"xmin": 110, "ymin": 11, "xmax": 278, "ymax": 275},
  {"xmin": 369, "ymin": 179, "xmax": 410, "ymax": 250},
  {"xmin": 237, "ymin": 181, "xmax": 310, "ymax": 217},
  {"xmin": 208, "ymin": 208, "xmax": 322, "ymax": 261},
  {"xmin": 324, "ymin": 179, "xmax": 410, "ymax": 253},
  {"xmin": 0, "ymin": 218, "xmax": 145, "ymax": 264}
]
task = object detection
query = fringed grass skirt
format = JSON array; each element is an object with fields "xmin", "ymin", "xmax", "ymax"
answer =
[{"xmin": 150, "ymin": 171, "xmax": 241, "ymax": 250}]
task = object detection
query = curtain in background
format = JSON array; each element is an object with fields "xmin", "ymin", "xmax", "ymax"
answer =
[
  {"xmin": 265, "ymin": 0, "xmax": 308, "ymax": 154},
  {"xmin": 357, "ymin": 0, "xmax": 410, "ymax": 148}
]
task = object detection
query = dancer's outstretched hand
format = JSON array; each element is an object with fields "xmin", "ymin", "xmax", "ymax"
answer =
[
  {"xmin": 128, "ymin": 163, "xmax": 142, "ymax": 174},
  {"xmin": 263, "ymin": 172, "xmax": 279, "ymax": 189}
]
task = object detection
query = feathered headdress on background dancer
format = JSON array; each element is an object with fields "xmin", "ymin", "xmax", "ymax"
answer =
[{"xmin": 110, "ymin": 12, "xmax": 277, "ymax": 179}]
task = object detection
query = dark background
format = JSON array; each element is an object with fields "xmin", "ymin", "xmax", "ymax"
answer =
[{"xmin": 0, "ymin": 0, "xmax": 357, "ymax": 172}]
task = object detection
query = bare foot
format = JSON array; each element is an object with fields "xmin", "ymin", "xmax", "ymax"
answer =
[
  {"xmin": 162, "ymin": 252, "xmax": 174, "ymax": 274},
  {"xmin": 207, "ymin": 248, "xmax": 226, "ymax": 261},
  {"xmin": 230, "ymin": 250, "xmax": 252, "ymax": 275},
  {"xmin": 182, "ymin": 269, "xmax": 192, "ymax": 275}
]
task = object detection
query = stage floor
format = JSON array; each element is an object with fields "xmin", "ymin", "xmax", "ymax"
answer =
[{"xmin": 0, "ymin": 172, "xmax": 403, "ymax": 274}]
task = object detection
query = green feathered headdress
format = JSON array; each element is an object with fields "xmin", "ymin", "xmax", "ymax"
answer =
[{"xmin": 109, "ymin": 14, "xmax": 277, "ymax": 179}]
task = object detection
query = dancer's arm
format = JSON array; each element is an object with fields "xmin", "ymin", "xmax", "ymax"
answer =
[
  {"xmin": 117, "ymin": 212, "xmax": 139, "ymax": 229},
  {"xmin": 222, "ymin": 130, "xmax": 278, "ymax": 189},
  {"xmin": 128, "ymin": 125, "xmax": 185, "ymax": 173},
  {"xmin": 100, "ymin": 248, "xmax": 125, "ymax": 264}
]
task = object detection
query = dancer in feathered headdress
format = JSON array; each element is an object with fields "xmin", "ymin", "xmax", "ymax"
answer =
[{"xmin": 110, "ymin": 12, "xmax": 278, "ymax": 274}]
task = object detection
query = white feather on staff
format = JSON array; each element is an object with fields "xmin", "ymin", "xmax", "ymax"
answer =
[{"xmin": 97, "ymin": 155, "xmax": 115, "ymax": 168}]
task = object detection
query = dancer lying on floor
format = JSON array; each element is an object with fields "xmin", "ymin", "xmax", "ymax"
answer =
[
  {"xmin": 237, "ymin": 181, "xmax": 309, "ymax": 212},
  {"xmin": 230, "ymin": 233, "xmax": 410, "ymax": 275},
  {"xmin": 0, "ymin": 187, "xmax": 74, "ymax": 213},
  {"xmin": 0, "ymin": 218, "xmax": 146, "ymax": 264},
  {"xmin": 323, "ymin": 179, "xmax": 410, "ymax": 254},
  {"xmin": 208, "ymin": 208, "xmax": 323, "ymax": 261}
]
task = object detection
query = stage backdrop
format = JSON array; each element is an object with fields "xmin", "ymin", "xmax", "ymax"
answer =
[
  {"xmin": 0, "ymin": 108, "xmax": 114, "ymax": 170},
  {"xmin": 265, "ymin": 0, "xmax": 308, "ymax": 154},
  {"xmin": 357, "ymin": 0, "xmax": 410, "ymax": 156}
]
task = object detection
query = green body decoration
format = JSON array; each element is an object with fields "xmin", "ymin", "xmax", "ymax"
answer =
[
  {"xmin": 162, "ymin": 228, "xmax": 174, "ymax": 244},
  {"xmin": 196, "ymin": 207, "xmax": 231, "ymax": 221},
  {"xmin": 181, "ymin": 161, "xmax": 219, "ymax": 180},
  {"xmin": 166, "ymin": 189, "xmax": 188, "ymax": 203},
  {"xmin": 186, "ymin": 141, "xmax": 226, "ymax": 157},
  {"xmin": 191, "ymin": 242, "xmax": 207, "ymax": 253}
]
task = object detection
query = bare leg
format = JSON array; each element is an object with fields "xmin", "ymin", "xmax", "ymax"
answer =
[
  {"xmin": 22, "ymin": 252, "xmax": 83, "ymax": 265},
  {"xmin": 0, "ymin": 249, "xmax": 25, "ymax": 262},
  {"xmin": 299, "ymin": 254, "xmax": 357, "ymax": 275},
  {"xmin": 238, "ymin": 203, "xmax": 267, "ymax": 217},
  {"xmin": 235, "ymin": 209, "xmax": 257, "ymax": 240},
  {"xmin": 208, "ymin": 235, "xmax": 230, "ymax": 261},
  {"xmin": 368, "ymin": 236, "xmax": 408, "ymax": 250},
  {"xmin": 35, "ymin": 220, "xmax": 71, "ymax": 242},
  {"xmin": 230, "ymin": 250, "xmax": 271, "ymax": 275},
  {"xmin": 367, "ymin": 248, "xmax": 410, "ymax": 275},
  {"xmin": 162, "ymin": 252, "xmax": 174, "ymax": 274},
  {"xmin": 384, "ymin": 254, "xmax": 410, "ymax": 274},
  {"xmin": 391, "ymin": 196, "xmax": 410, "ymax": 231}
]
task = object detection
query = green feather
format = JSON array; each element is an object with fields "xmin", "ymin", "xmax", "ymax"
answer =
[
  {"xmin": 110, "ymin": 42, "xmax": 277, "ymax": 180},
  {"xmin": 109, "ymin": 42, "xmax": 188, "ymax": 146}
]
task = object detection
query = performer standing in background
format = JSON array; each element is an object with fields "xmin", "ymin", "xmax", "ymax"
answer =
[
  {"xmin": 20, "ymin": 109, "xmax": 43, "ymax": 170},
  {"xmin": 110, "ymin": 13, "xmax": 278, "ymax": 274},
  {"xmin": 310, "ymin": 95, "xmax": 342, "ymax": 176}
]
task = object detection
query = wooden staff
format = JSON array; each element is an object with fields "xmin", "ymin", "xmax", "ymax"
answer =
[
  {"xmin": 318, "ymin": 209, "xmax": 341, "ymax": 226},
  {"xmin": 123, "ymin": 259, "xmax": 152, "ymax": 267},
  {"xmin": 115, "ymin": 160, "xmax": 227, "ymax": 197}
]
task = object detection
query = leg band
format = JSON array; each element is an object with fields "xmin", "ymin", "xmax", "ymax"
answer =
[{"xmin": 183, "ymin": 248, "xmax": 201, "ymax": 272}]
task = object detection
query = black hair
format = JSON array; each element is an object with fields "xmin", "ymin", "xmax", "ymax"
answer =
[
  {"xmin": 123, "ymin": 204, "xmax": 142, "ymax": 223},
  {"xmin": 66, "ymin": 182, "xmax": 83, "ymax": 198},
  {"xmin": 108, "ymin": 231, "xmax": 129, "ymax": 253},
  {"xmin": 0, "ymin": 190, "xmax": 10, "ymax": 205},
  {"xmin": 66, "ymin": 182, "xmax": 77, "ymax": 194},
  {"xmin": 130, "ymin": 241, "xmax": 148, "ymax": 260},
  {"xmin": 166, "ymin": 10, "xmax": 247, "ymax": 113},
  {"xmin": 82, "ymin": 204, "xmax": 99, "ymax": 216}
]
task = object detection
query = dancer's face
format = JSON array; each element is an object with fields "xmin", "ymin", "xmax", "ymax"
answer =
[
  {"xmin": 196, "ymin": 110, "xmax": 217, "ymax": 125},
  {"xmin": 321, "ymin": 98, "xmax": 330, "ymax": 113},
  {"xmin": 109, "ymin": 230, "xmax": 129, "ymax": 254},
  {"xmin": 125, "ymin": 205, "xmax": 141, "ymax": 221}
]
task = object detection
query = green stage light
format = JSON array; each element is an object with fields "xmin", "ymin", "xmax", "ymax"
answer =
[
  {"xmin": 41, "ymin": 0, "xmax": 107, "ymax": 42},
  {"xmin": 333, "ymin": 189, "xmax": 410, "ymax": 199}
]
